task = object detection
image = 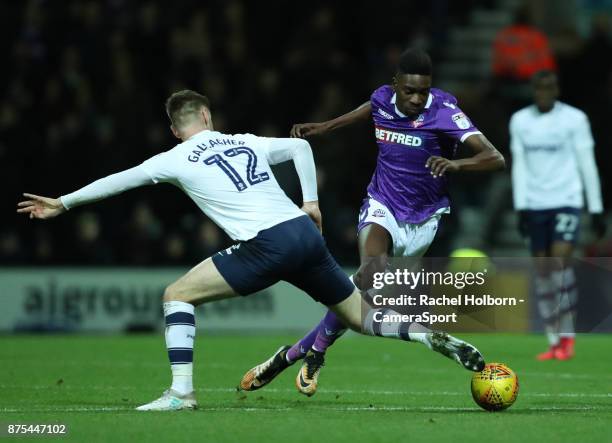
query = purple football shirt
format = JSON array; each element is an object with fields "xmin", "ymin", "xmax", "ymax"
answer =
[{"xmin": 366, "ymin": 85, "xmax": 481, "ymax": 223}]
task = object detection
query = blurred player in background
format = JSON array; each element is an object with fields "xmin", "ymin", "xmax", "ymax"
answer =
[
  {"xmin": 510, "ymin": 70, "xmax": 606, "ymax": 361},
  {"xmin": 240, "ymin": 49, "xmax": 504, "ymax": 396},
  {"xmin": 18, "ymin": 90, "xmax": 485, "ymax": 411}
]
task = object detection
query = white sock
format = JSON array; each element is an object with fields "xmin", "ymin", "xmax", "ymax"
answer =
[
  {"xmin": 171, "ymin": 363, "xmax": 193, "ymax": 395},
  {"xmin": 546, "ymin": 331, "xmax": 560, "ymax": 346},
  {"xmin": 552, "ymin": 268, "xmax": 578, "ymax": 339},
  {"xmin": 535, "ymin": 275, "xmax": 559, "ymax": 346},
  {"xmin": 362, "ymin": 308, "xmax": 431, "ymax": 346},
  {"xmin": 164, "ymin": 301, "xmax": 196, "ymax": 395},
  {"xmin": 407, "ymin": 322, "xmax": 433, "ymax": 348}
]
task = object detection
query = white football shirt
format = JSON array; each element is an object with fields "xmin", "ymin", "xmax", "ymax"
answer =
[
  {"xmin": 60, "ymin": 129, "xmax": 318, "ymax": 241},
  {"xmin": 510, "ymin": 102, "xmax": 603, "ymax": 212},
  {"xmin": 138, "ymin": 130, "xmax": 314, "ymax": 240}
]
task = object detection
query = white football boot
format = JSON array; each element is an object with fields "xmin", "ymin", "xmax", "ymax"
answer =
[{"xmin": 135, "ymin": 389, "xmax": 198, "ymax": 411}]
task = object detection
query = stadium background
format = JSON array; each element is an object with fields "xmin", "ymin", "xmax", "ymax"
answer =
[
  {"xmin": 2, "ymin": 0, "xmax": 612, "ymax": 334},
  {"xmin": 1, "ymin": 2, "xmax": 611, "ymax": 441}
]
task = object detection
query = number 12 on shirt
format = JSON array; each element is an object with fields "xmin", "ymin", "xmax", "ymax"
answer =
[{"xmin": 204, "ymin": 147, "xmax": 270, "ymax": 191}]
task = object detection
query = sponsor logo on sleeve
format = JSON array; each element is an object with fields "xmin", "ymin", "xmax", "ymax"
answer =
[
  {"xmin": 377, "ymin": 108, "xmax": 394, "ymax": 120},
  {"xmin": 452, "ymin": 112, "xmax": 471, "ymax": 130}
]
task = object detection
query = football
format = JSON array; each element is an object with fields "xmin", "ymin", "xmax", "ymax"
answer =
[{"xmin": 471, "ymin": 362, "xmax": 519, "ymax": 411}]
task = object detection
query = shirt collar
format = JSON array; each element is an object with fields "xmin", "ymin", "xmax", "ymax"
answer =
[
  {"xmin": 390, "ymin": 92, "xmax": 434, "ymax": 117},
  {"xmin": 534, "ymin": 101, "xmax": 560, "ymax": 116},
  {"xmin": 187, "ymin": 129, "xmax": 211, "ymax": 140}
]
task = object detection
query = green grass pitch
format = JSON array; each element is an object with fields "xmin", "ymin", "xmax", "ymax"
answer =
[{"xmin": 2, "ymin": 334, "xmax": 611, "ymax": 442}]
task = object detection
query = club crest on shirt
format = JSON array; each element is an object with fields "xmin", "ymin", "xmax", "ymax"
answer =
[
  {"xmin": 412, "ymin": 113, "xmax": 425, "ymax": 128},
  {"xmin": 452, "ymin": 112, "xmax": 470, "ymax": 130}
]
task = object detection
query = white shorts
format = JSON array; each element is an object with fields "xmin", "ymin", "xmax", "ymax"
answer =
[{"xmin": 357, "ymin": 196, "xmax": 448, "ymax": 257}]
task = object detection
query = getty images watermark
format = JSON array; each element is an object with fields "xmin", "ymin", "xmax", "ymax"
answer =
[
  {"xmin": 370, "ymin": 268, "xmax": 522, "ymax": 324},
  {"xmin": 362, "ymin": 257, "xmax": 612, "ymax": 333}
]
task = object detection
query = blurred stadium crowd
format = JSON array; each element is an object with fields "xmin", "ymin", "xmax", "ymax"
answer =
[{"xmin": 2, "ymin": 0, "xmax": 611, "ymax": 266}]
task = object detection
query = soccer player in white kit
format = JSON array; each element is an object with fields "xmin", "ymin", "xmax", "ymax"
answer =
[
  {"xmin": 17, "ymin": 90, "xmax": 485, "ymax": 411},
  {"xmin": 510, "ymin": 70, "xmax": 606, "ymax": 360}
]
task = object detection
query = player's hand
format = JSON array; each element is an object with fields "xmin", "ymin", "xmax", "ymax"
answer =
[
  {"xmin": 425, "ymin": 156, "xmax": 459, "ymax": 178},
  {"xmin": 591, "ymin": 213, "xmax": 607, "ymax": 239},
  {"xmin": 301, "ymin": 201, "xmax": 322, "ymax": 233},
  {"xmin": 517, "ymin": 211, "xmax": 529, "ymax": 238},
  {"xmin": 17, "ymin": 193, "xmax": 66, "ymax": 220},
  {"xmin": 290, "ymin": 122, "xmax": 330, "ymax": 139}
]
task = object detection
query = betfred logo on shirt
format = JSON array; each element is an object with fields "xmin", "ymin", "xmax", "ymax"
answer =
[{"xmin": 375, "ymin": 127, "xmax": 422, "ymax": 147}]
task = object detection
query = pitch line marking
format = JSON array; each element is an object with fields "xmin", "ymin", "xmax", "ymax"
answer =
[
  {"xmin": 1, "ymin": 385, "xmax": 611, "ymax": 399},
  {"xmin": 10, "ymin": 360, "xmax": 612, "ymax": 380},
  {"xmin": 0, "ymin": 405, "xmax": 606, "ymax": 414}
]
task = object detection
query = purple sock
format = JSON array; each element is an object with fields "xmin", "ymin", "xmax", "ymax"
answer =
[
  {"xmin": 312, "ymin": 310, "xmax": 347, "ymax": 353},
  {"xmin": 286, "ymin": 325, "xmax": 319, "ymax": 363}
]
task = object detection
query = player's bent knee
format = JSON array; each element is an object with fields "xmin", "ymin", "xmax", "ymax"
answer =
[
  {"xmin": 162, "ymin": 285, "xmax": 179, "ymax": 302},
  {"xmin": 330, "ymin": 310, "xmax": 361, "ymax": 332},
  {"xmin": 354, "ymin": 256, "xmax": 387, "ymax": 290},
  {"xmin": 162, "ymin": 283, "xmax": 194, "ymax": 304},
  {"xmin": 329, "ymin": 291, "xmax": 363, "ymax": 332},
  {"xmin": 343, "ymin": 316, "xmax": 363, "ymax": 333}
]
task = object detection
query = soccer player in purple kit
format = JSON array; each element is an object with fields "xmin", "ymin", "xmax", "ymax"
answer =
[{"xmin": 239, "ymin": 49, "xmax": 505, "ymax": 397}]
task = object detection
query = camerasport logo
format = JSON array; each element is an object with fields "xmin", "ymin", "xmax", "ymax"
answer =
[{"xmin": 372, "ymin": 209, "xmax": 386, "ymax": 217}]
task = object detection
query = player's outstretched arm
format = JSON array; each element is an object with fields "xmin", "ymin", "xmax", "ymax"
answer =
[
  {"xmin": 17, "ymin": 194, "xmax": 66, "ymax": 220},
  {"xmin": 17, "ymin": 167, "xmax": 156, "ymax": 220},
  {"xmin": 426, "ymin": 134, "xmax": 505, "ymax": 178},
  {"xmin": 290, "ymin": 101, "xmax": 371, "ymax": 139}
]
